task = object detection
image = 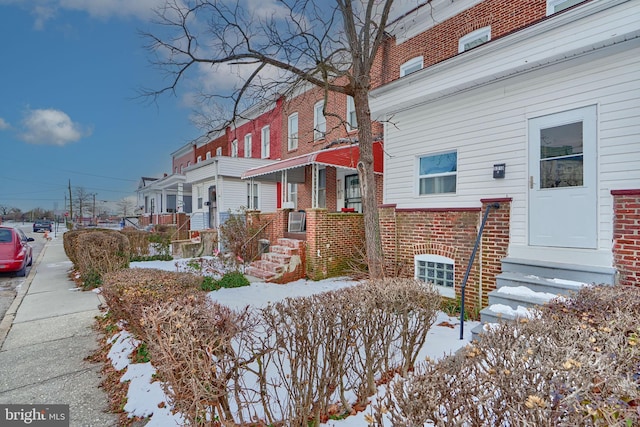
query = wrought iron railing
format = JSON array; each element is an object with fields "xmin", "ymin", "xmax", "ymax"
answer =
[
  {"xmin": 460, "ymin": 202, "xmax": 500, "ymax": 340},
  {"xmin": 240, "ymin": 217, "xmax": 276, "ymax": 264}
]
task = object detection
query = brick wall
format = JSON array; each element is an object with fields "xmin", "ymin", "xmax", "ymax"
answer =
[
  {"xmin": 612, "ymin": 189, "xmax": 640, "ymax": 287},
  {"xmin": 379, "ymin": 199, "xmax": 512, "ymax": 310},
  {"xmin": 196, "ymin": 132, "xmax": 228, "ymax": 160},
  {"xmin": 305, "ymin": 209, "xmax": 366, "ymax": 280},
  {"xmin": 372, "ymin": 0, "xmax": 550, "ymax": 88}
]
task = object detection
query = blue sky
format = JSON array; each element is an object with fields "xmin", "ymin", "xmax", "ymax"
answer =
[{"xmin": 0, "ymin": 0, "xmax": 203, "ymax": 214}]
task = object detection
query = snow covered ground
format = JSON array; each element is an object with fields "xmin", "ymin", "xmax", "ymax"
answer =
[{"xmin": 108, "ymin": 259, "xmax": 479, "ymax": 426}]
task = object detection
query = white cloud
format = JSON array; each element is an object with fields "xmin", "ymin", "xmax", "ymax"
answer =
[
  {"xmin": 59, "ymin": 0, "xmax": 170, "ymax": 20},
  {"xmin": 0, "ymin": 118, "xmax": 10, "ymax": 130},
  {"xmin": 19, "ymin": 108, "xmax": 91, "ymax": 146}
]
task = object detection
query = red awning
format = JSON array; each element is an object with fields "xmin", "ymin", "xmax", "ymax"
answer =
[{"xmin": 242, "ymin": 141, "xmax": 384, "ymax": 180}]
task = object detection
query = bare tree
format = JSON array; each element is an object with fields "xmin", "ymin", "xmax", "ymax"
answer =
[
  {"xmin": 143, "ymin": 0, "xmax": 397, "ymax": 278},
  {"xmin": 117, "ymin": 198, "xmax": 136, "ymax": 218},
  {"xmin": 73, "ymin": 187, "xmax": 94, "ymax": 225}
]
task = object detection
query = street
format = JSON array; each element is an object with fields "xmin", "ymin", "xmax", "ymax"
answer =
[{"xmin": 0, "ymin": 222, "xmax": 55, "ymax": 321}]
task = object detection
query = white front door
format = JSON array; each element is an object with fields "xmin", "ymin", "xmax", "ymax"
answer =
[{"xmin": 528, "ymin": 105, "xmax": 597, "ymax": 249}]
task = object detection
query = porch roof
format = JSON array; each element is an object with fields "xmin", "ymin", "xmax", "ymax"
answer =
[{"xmin": 241, "ymin": 141, "xmax": 384, "ymax": 181}]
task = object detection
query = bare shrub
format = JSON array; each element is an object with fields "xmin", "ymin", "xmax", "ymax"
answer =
[
  {"xmin": 140, "ymin": 296, "xmax": 250, "ymax": 426},
  {"xmin": 260, "ymin": 278, "xmax": 441, "ymax": 424},
  {"xmin": 219, "ymin": 209, "xmax": 262, "ymax": 261},
  {"xmin": 74, "ymin": 231, "xmax": 130, "ymax": 289},
  {"xmin": 101, "ymin": 268, "xmax": 203, "ymax": 337},
  {"xmin": 119, "ymin": 229, "xmax": 151, "ymax": 258},
  {"xmin": 376, "ymin": 284, "xmax": 640, "ymax": 426}
]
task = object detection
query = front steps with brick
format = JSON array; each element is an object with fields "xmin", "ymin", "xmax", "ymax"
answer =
[
  {"xmin": 470, "ymin": 257, "xmax": 616, "ymax": 341},
  {"xmin": 245, "ymin": 238, "xmax": 305, "ymax": 283}
]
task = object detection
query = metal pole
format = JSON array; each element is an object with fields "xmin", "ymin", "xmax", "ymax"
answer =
[{"xmin": 460, "ymin": 203, "xmax": 500, "ymax": 340}]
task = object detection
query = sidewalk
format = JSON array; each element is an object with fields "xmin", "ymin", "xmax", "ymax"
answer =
[{"xmin": 0, "ymin": 237, "xmax": 118, "ymax": 426}]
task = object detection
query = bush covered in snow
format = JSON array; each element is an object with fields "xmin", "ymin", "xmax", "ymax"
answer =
[
  {"xmin": 373, "ymin": 284, "xmax": 640, "ymax": 427},
  {"xmin": 128, "ymin": 277, "xmax": 441, "ymax": 426}
]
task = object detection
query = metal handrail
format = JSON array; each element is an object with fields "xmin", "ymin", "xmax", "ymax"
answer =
[
  {"xmin": 170, "ymin": 212, "xmax": 203, "ymax": 241},
  {"xmin": 460, "ymin": 202, "xmax": 500, "ymax": 340},
  {"xmin": 240, "ymin": 216, "xmax": 276, "ymax": 263}
]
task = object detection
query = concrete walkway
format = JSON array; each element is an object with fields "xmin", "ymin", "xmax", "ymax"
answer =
[{"xmin": 0, "ymin": 237, "xmax": 118, "ymax": 426}]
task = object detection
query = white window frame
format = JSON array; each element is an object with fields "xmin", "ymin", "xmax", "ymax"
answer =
[
  {"xmin": 197, "ymin": 155, "xmax": 202, "ymax": 163},
  {"xmin": 261, "ymin": 125, "xmax": 270, "ymax": 159},
  {"xmin": 216, "ymin": 147, "xmax": 222, "ymax": 156},
  {"xmin": 231, "ymin": 139, "xmax": 238, "ymax": 157},
  {"xmin": 415, "ymin": 254, "xmax": 455, "ymax": 298},
  {"xmin": 287, "ymin": 183, "xmax": 298, "ymax": 210},
  {"xmin": 417, "ymin": 150, "xmax": 458, "ymax": 195},
  {"xmin": 400, "ymin": 56, "xmax": 423, "ymax": 77},
  {"xmin": 546, "ymin": 0, "xmax": 584, "ymax": 15},
  {"xmin": 314, "ymin": 101, "xmax": 326, "ymax": 140},
  {"xmin": 458, "ymin": 26, "xmax": 491, "ymax": 53},
  {"xmin": 346, "ymin": 96, "xmax": 357, "ymax": 131},
  {"xmin": 244, "ymin": 134, "xmax": 252, "ymax": 158},
  {"xmin": 288, "ymin": 113, "xmax": 299, "ymax": 150},
  {"xmin": 206, "ymin": 151, "xmax": 211, "ymax": 159},
  {"xmin": 247, "ymin": 182, "xmax": 259, "ymax": 210}
]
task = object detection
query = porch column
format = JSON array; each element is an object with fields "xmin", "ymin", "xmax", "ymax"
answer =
[
  {"xmin": 312, "ymin": 163, "xmax": 318, "ymax": 208},
  {"xmin": 161, "ymin": 189, "xmax": 167, "ymax": 213},
  {"xmin": 177, "ymin": 183, "xmax": 184, "ymax": 213},
  {"xmin": 281, "ymin": 170, "xmax": 289, "ymax": 203}
]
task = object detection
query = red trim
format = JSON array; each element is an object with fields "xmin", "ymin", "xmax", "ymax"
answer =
[
  {"xmin": 378, "ymin": 203, "xmax": 398, "ymax": 208},
  {"xmin": 481, "ymin": 197, "xmax": 513, "ymax": 203},
  {"xmin": 395, "ymin": 207, "xmax": 481, "ymax": 213},
  {"xmin": 242, "ymin": 142, "xmax": 384, "ymax": 179},
  {"xmin": 611, "ymin": 189, "xmax": 640, "ymax": 196}
]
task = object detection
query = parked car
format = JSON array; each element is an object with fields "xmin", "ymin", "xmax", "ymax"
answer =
[
  {"xmin": 33, "ymin": 219, "xmax": 52, "ymax": 232},
  {"xmin": 0, "ymin": 226, "xmax": 34, "ymax": 277}
]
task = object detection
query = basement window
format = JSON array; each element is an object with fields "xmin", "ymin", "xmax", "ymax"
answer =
[
  {"xmin": 458, "ymin": 26, "xmax": 491, "ymax": 53},
  {"xmin": 415, "ymin": 254, "xmax": 455, "ymax": 298}
]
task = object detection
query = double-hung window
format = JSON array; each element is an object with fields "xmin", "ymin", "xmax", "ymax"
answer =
[
  {"xmin": 317, "ymin": 168, "xmax": 326, "ymax": 208},
  {"xmin": 261, "ymin": 125, "xmax": 270, "ymax": 159},
  {"xmin": 314, "ymin": 101, "xmax": 326, "ymax": 140},
  {"xmin": 400, "ymin": 56, "xmax": 423, "ymax": 77},
  {"xmin": 346, "ymin": 96, "xmax": 357, "ymax": 131},
  {"xmin": 216, "ymin": 147, "xmax": 222, "ymax": 156},
  {"xmin": 244, "ymin": 134, "xmax": 252, "ymax": 158},
  {"xmin": 288, "ymin": 113, "xmax": 299, "ymax": 150},
  {"xmin": 247, "ymin": 183, "xmax": 259, "ymax": 210},
  {"xmin": 458, "ymin": 26, "xmax": 491, "ymax": 52},
  {"xmin": 418, "ymin": 151, "xmax": 457, "ymax": 195},
  {"xmin": 231, "ymin": 139, "xmax": 238, "ymax": 157}
]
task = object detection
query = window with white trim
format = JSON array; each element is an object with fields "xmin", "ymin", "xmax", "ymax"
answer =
[
  {"xmin": 546, "ymin": 0, "xmax": 584, "ymax": 15},
  {"xmin": 247, "ymin": 182, "xmax": 259, "ymax": 210},
  {"xmin": 346, "ymin": 96, "xmax": 357, "ymax": 131},
  {"xmin": 206, "ymin": 151, "xmax": 211, "ymax": 159},
  {"xmin": 287, "ymin": 183, "xmax": 298, "ymax": 210},
  {"xmin": 400, "ymin": 56, "xmax": 423, "ymax": 77},
  {"xmin": 314, "ymin": 101, "xmax": 326, "ymax": 140},
  {"xmin": 318, "ymin": 168, "xmax": 326, "ymax": 208},
  {"xmin": 288, "ymin": 113, "xmax": 299, "ymax": 150},
  {"xmin": 418, "ymin": 151, "xmax": 457, "ymax": 195},
  {"xmin": 458, "ymin": 26, "xmax": 491, "ymax": 52},
  {"xmin": 261, "ymin": 125, "xmax": 270, "ymax": 159},
  {"xmin": 231, "ymin": 139, "xmax": 238, "ymax": 157},
  {"xmin": 197, "ymin": 186, "xmax": 203, "ymax": 209},
  {"xmin": 244, "ymin": 134, "xmax": 252, "ymax": 158},
  {"xmin": 216, "ymin": 147, "xmax": 222, "ymax": 156},
  {"xmin": 197, "ymin": 155, "xmax": 202, "ymax": 163},
  {"xmin": 415, "ymin": 254, "xmax": 455, "ymax": 297}
]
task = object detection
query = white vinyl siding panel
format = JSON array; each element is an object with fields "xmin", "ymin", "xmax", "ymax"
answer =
[{"xmin": 382, "ymin": 42, "xmax": 640, "ymax": 258}]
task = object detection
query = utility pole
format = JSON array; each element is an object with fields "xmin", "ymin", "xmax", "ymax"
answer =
[
  {"xmin": 68, "ymin": 180, "xmax": 73, "ymax": 227},
  {"xmin": 92, "ymin": 193, "xmax": 96, "ymax": 226}
]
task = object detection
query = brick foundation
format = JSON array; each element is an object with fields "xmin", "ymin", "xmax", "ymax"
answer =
[{"xmin": 612, "ymin": 189, "xmax": 640, "ymax": 287}]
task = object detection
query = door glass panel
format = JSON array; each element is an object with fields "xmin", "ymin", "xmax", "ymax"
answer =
[{"xmin": 539, "ymin": 121, "xmax": 583, "ymax": 188}]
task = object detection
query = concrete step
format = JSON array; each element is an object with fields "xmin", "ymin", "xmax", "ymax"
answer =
[
  {"xmin": 244, "ymin": 266, "xmax": 277, "ymax": 281},
  {"xmin": 479, "ymin": 304, "xmax": 540, "ymax": 325},
  {"xmin": 251, "ymin": 260, "xmax": 285, "ymax": 274},
  {"xmin": 501, "ymin": 257, "xmax": 616, "ymax": 285},
  {"xmin": 276, "ymin": 238, "xmax": 303, "ymax": 249},
  {"xmin": 487, "ymin": 285, "xmax": 566, "ymax": 310},
  {"xmin": 496, "ymin": 271, "xmax": 585, "ymax": 296},
  {"xmin": 270, "ymin": 245, "xmax": 299, "ymax": 257},
  {"xmin": 262, "ymin": 252, "xmax": 292, "ymax": 264}
]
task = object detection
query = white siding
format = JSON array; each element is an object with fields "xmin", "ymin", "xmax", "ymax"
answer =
[{"xmin": 383, "ymin": 43, "xmax": 640, "ymax": 259}]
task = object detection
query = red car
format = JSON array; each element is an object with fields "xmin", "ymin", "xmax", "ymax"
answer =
[{"xmin": 0, "ymin": 226, "xmax": 34, "ymax": 277}]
